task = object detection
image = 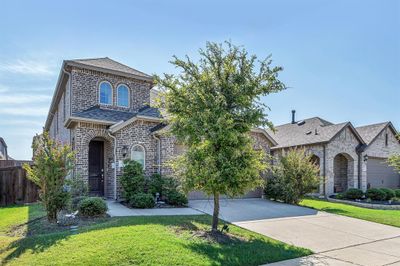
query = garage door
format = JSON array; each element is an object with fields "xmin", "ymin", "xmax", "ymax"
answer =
[
  {"xmin": 367, "ymin": 157, "xmax": 400, "ymax": 189},
  {"xmin": 188, "ymin": 188, "xmax": 263, "ymax": 200}
]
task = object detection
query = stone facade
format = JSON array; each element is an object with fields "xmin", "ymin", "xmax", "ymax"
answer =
[{"xmin": 70, "ymin": 67, "xmax": 151, "ymax": 114}]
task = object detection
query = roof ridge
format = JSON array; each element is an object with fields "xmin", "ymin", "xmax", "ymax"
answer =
[
  {"xmin": 356, "ymin": 121, "xmax": 389, "ymax": 129},
  {"xmin": 274, "ymin": 116, "xmax": 333, "ymax": 128}
]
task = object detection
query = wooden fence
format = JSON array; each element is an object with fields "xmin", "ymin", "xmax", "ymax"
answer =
[{"xmin": 0, "ymin": 166, "xmax": 39, "ymax": 206}]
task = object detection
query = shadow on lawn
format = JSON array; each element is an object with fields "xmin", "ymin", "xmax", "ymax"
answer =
[
  {"xmin": 2, "ymin": 210, "xmax": 310, "ymax": 266},
  {"xmin": 2, "ymin": 204, "xmax": 70, "ymax": 265}
]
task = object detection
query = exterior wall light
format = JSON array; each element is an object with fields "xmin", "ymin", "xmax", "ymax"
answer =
[
  {"xmin": 363, "ymin": 154, "xmax": 368, "ymax": 162},
  {"xmin": 121, "ymin": 145, "xmax": 129, "ymax": 158}
]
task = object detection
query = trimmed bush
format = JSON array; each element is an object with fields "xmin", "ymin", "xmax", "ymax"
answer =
[
  {"xmin": 71, "ymin": 196, "xmax": 88, "ymax": 211},
  {"xmin": 120, "ymin": 160, "xmax": 145, "ymax": 200},
  {"xmin": 78, "ymin": 197, "xmax": 107, "ymax": 217},
  {"xmin": 130, "ymin": 193, "xmax": 155, "ymax": 209},
  {"xmin": 366, "ymin": 188, "xmax": 386, "ymax": 201},
  {"xmin": 147, "ymin": 173, "xmax": 164, "ymax": 197},
  {"xmin": 165, "ymin": 191, "xmax": 188, "ymax": 206},
  {"xmin": 380, "ymin": 188, "xmax": 396, "ymax": 200},
  {"xmin": 343, "ymin": 188, "xmax": 364, "ymax": 200},
  {"xmin": 395, "ymin": 189, "xmax": 400, "ymax": 198}
]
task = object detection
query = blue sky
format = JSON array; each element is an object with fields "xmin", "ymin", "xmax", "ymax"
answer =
[{"xmin": 0, "ymin": 0, "xmax": 399, "ymax": 160}]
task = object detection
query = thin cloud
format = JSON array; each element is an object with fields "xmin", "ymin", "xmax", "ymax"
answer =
[
  {"xmin": 0, "ymin": 94, "xmax": 51, "ymax": 104},
  {"xmin": 0, "ymin": 107, "xmax": 48, "ymax": 116},
  {"xmin": 0, "ymin": 59, "xmax": 55, "ymax": 76}
]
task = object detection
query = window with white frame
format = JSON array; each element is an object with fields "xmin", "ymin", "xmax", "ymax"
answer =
[
  {"xmin": 117, "ymin": 84, "xmax": 129, "ymax": 107},
  {"xmin": 131, "ymin": 145, "xmax": 145, "ymax": 168},
  {"xmin": 99, "ymin": 81, "xmax": 112, "ymax": 105}
]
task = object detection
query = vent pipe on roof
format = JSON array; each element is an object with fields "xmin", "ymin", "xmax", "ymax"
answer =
[{"xmin": 291, "ymin": 110, "xmax": 296, "ymax": 124}]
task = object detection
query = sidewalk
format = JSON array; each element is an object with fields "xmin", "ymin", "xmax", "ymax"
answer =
[{"xmin": 106, "ymin": 200, "xmax": 203, "ymax": 217}]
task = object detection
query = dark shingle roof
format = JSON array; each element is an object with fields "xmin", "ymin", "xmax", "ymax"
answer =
[
  {"xmin": 266, "ymin": 117, "xmax": 350, "ymax": 149},
  {"xmin": 67, "ymin": 57, "xmax": 152, "ymax": 79},
  {"xmin": 74, "ymin": 106, "xmax": 162, "ymax": 124},
  {"xmin": 356, "ymin": 122, "xmax": 389, "ymax": 145},
  {"xmin": 74, "ymin": 106, "xmax": 137, "ymax": 123}
]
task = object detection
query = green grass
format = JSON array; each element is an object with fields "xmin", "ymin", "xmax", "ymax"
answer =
[
  {"xmin": 0, "ymin": 204, "xmax": 311, "ymax": 266},
  {"xmin": 300, "ymin": 198, "xmax": 400, "ymax": 228}
]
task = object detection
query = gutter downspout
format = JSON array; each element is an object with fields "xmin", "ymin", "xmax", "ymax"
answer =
[
  {"xmin": 323, "ymin": 144, "xmax": 326, "ymax": 196},
  {"xmin": 152, "ymin": 134, "xmax": 161, "ymax": 174},
  {"xmin": 107, "ymin": 130, "xmax": 118, "ymax": 200}
]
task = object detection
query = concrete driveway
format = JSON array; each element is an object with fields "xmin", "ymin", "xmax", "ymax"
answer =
[{"xmin": 189, "ymin": 199, "xmax": 400, "ymax": 266}]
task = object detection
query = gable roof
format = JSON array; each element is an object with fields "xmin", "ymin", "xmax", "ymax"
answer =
[
  {"xmin": 0, "ymin": 137, "xmax": 7, "ymax": 148},
  {"xmin": 356, "ymin": 122, "xmax": 399, "ymax": 145},
  {"xmin": 65, "ymin": 57, "xmax": 152, "ymax": 80},
  {"xmin": 267, "ymin": 117, "xmax": 364, "ymax": 149},
  {"xmin": 45, "ymin": 57, "xmax": 153, "ymax": 131}
]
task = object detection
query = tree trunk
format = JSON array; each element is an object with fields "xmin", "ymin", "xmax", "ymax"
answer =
[{"xmin": 212, "ymin": 192, "xmax": 220, "ymax": 233}]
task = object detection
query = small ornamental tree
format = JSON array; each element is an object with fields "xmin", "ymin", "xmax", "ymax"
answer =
[
  {"xmin": 120, "ymin": 159, "xmax": 145, "ymax": 201},
  {"xmin": 156, "ymin": 41, "xmax": 285, "ymax": 232},
  {"xmin": 388, "ymin": 134, "xmax": 400, "ymax": 173},
  {"xmin": 266, "ymin": 149, "xmax": 320, "ymax": 204},
  {"xmin": 23, "ymin": 132, "xmax": 74, "ymax": 222}
]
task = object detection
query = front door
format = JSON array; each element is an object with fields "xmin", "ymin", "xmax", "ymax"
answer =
[{"xmin": 88, "ymin": 140, "xmax": 104, "ymax": 197}]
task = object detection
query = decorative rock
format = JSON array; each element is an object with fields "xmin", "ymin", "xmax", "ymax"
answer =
[{"xmin": 57, "ymin": 210, "xmax": 79, "ymax": 226}]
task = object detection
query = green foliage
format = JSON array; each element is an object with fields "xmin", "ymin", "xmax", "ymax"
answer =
[
  {"xmin": 71, "ymin": 196, "xmax": 88, "ymax": 211},
  {"xmin": 366, "ymin": 188, "xmax": 386, "ymax": 201},
  {"xmin": 165, "ymin": 190, "xmax": 188, "ymax": 206},
  {"xmin": 65, "ymin": 174, "xmax": 88, "ymax": 198},
  {"xmin": 156, "ymin": 41, "xmax": 285, "ymax": 230},
  {"xmin": 380, "ymin": 188, "xmax": 396, "ymax": 200},
  {"xmin": 335, "ymin": 193, "xmax": 345, "ymax": 200},
  {"xmin": 23, "ymin": 132, "xmax": 74, "ymax": 222},
  {"xmin": 394, "ymin": 189, "xmax": 400, "ymax": 198},
  {"xmin": 78, "ymin": 197, "xmax": 108, "ymax": 217},
  {"xmin": 343, "ymin": 188, "xmax": 364, "ymax": 200},
  {"xmin": 265, "ymin": 149, "xmax": 320, "ymax": 204},
  {"xmin": 120, "ymin": 160, "xmax": 145, "ymax": 200},
  {"xmin": 130, "ymin": 193, "xmax": 155, "ymax": 209},
  {"xmin": 147, "ymin": 173, "xmax": 164, "ymax": 197},
  {"xmin": 388, "ymin": 154, "xmax": 400, "ymax": 173}
]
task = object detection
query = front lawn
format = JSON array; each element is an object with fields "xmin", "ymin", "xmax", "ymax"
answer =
[
  {"xmin": 300, "ymin": 198, "xmax": 400, "ymax": 228},
  {"xmin": 1, "ymin": 204, "xmax": 310, "ymax": 266}
]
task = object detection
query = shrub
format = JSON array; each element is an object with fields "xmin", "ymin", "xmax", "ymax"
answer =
[
  {"xmin": 120, "ymin": 160, "xmax": 145, "ymax": 200},
  {"xmin": 23, "ymin": 132, "xmax": 74, "ymax": 222},
  {"xmin": 380, "ymin": 188, "xmax": 396, "ymax": 200},
  {"xmin": 147, "ymin": 173, "xmax": 164, "ymax": 197},
  {"xmin": 264, "ymin": 149, "xmax": 320, "ymax": 204},
  {"xmin": 130, "ymin": 193, "xmax": 155, "ymax": 209},
  {"xmin": 366, "ymin": 188, "xmax": 386, "ymax": 201},
  {"xmin": 165, "ymin": 191, "xmax": 188, "ymax": 206},
  {"xmin": 343, "ymin": 188, "xmax": 364, "ymax": 200},
  {"xmin": 78, "ymin": 197, "xmax": 107, "ymax": 217},
  {"xmin": 335, "ymin": 193, "xmax": 345, "ymax": 200},
  {"xmin": 71, "ymin": 196, "xmax": 88, "ymax": 211},
  {"xmin": 395, "ymin": 189, "xmax": 400, "ymax": 198},
  {"xmin": 66, "ymin": 175, "xmax": 88, "ymax": 198}
]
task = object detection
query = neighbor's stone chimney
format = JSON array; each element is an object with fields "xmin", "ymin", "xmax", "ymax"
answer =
[{"xmin": 291, "ymin": 110, "xmax": 296, "ymax": 124}]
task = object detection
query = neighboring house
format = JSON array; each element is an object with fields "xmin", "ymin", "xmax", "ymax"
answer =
[
  {"xmin": 0, "ymin": 138, "xmax": 8, "ymax": 160},
  {"xmin": 267, "ymin": 111, "xmax": 400, "ymax": 195},
  {"xmin": 44, "ymin": 58, "xmax": 275, "ymax": 199}
]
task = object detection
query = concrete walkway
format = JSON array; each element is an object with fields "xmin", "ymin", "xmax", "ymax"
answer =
[
  {"xmin": 189, "ymin": 199, "xmax": 400, "ymax": 266},
  {"xmin": 106, "ymin": 200, "xmax": 202, "ymax": 217}
]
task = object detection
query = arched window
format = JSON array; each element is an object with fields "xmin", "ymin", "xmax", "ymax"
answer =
[
  {"xmin": 117, "ymin": 84, "xmax": 129, "ymax": 107},
  {"xmin": 99, "ymin": 81, "xmax": 112, "ymax": 105},
  {"xmin": 131, "ymin": 145, "xmax": 145, "ymax": 168}
]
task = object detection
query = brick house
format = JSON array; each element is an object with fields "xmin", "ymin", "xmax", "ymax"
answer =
[
  {"xmin": 44, "ymin": 58, "xmax": 400, "ymax": 199},
  {"xmin": 44, "ymin": 58, "xmax": 276, "ymax": 199},
  {"xmin": 267, "ymin": 111, "xmax": 400, "ymax": 195}
]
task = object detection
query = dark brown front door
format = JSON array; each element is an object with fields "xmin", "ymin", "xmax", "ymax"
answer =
[{"xmin": 89, "ymin": 140, "xmax": 104, "ymax": 197}]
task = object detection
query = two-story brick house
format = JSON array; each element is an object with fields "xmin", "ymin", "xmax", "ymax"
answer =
[{"xmin": 45, "ymin": 58, "xmax": 276, "ymax": 199}]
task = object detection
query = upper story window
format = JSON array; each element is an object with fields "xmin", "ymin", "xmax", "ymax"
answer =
[
  {"xmin": 131, "ymin": 145, "xmax": 145, "ymax": 169},
  {"xmin": 99, "ymin": 81, "xmax": 113, "ymax": 105},
  {"xmin": 117, "ymin": 84, "xmax": 129, "ymax": 107},
  {"xmin": 385, "ymin": 133, "xmax": 389, "ymax": 146}
]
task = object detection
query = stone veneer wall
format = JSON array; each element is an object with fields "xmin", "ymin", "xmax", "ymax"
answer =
[
  {"xmin": 360, "ymin": 127, "xmax": 400, "ymax": 191},
  {"xmin": 70, "ymin": 67, "xmax": 152, "ymax": 114},
  {"xmin": 72, "ymin": 122, "xmax": 114, "ymax": 198}
]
